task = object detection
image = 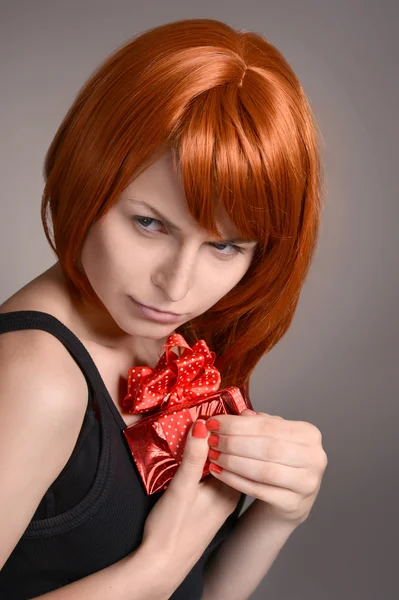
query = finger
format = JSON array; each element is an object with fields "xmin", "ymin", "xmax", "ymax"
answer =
[
  {"xmin": 240, "ymin": 409, "xmax": 257, "ymax": 416},
  {"xmin": 208, "ymin": 434, "xmax": 311, "ymax": 467},
  {"xmin": 171, "ymin": 420, "xmax": 211, "ymax": 490},
  {"xmin": 240, "ymin": 409, "xmax": 284, "ymax": 420},
  {"xmin": 208, "ymin": 453, "xmax": 313, "ymax": 495},
  {"xmin": 206, "ymin": 413, "xmax": 308, "ymax": 443},
  {"xmin": 208, "ymin": 462, "xmax": 306, "ymax": 508}
]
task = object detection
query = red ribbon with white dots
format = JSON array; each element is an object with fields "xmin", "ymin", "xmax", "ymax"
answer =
[
  {"xmin": 122, "ymin": 333, "xmax": 222, "ymax": 463},
  {"xmin": 122, "ymin": 333, "xmax": 221, "ymax": 414}
]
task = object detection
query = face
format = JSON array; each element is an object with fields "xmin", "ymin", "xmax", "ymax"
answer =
[{"xmin": 79, "ymin": 151, "xmax": 257, "ymax": 355}]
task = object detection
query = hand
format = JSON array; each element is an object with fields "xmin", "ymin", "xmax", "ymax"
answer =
[
  {"xmin": 142, "ymin": 419, "xmax": 242, "ymax": 581},
  {"xmin": 205, "ymin": 409, "xmax": 328, "ymax": 527}
]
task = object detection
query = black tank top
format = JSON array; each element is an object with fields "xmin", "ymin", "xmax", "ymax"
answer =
[{"xmin": 0, "ymin": 310, "xmax": 246, "ymax": 599}]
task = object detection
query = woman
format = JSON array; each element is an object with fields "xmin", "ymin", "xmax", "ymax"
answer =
[{"xmin": 0, "ymin": 18, "xmax": 328, "ymax": 599}]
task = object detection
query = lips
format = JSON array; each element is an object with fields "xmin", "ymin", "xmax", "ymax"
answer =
[
  {"xmin": 129, "ymin": 296, "xmax": 184, "ymax": 322},
  {"xmin": 140, "ymin": 303, "xmax": 180, "ymax": 316}
]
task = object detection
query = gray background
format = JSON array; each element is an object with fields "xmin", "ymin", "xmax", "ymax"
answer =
[{"xmin": 1, "ymin": 1, "xmax": 397, "ymax": 598}]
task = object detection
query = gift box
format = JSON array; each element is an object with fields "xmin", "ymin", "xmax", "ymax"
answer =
[{"xmin": 122, "ymin": 333, "xmax": 254, "ymax": 495}]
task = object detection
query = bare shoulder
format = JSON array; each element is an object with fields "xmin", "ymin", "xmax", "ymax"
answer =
[
  {"xmin": 0, "ymin": 277, "xmax": 90, "ymax": 569},
  {"xmin": 0, "ymin": 263, "xmax": 89, "ymax": 416},
  {"xmin": 0, "ymin": 324, "xmax": 89, "ymax": 419},
  {"xmin": 0, "ymin": 261, "xmax": 68, "ymax": 317}
]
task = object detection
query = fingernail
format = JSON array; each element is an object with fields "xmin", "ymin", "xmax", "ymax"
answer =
[
  {"xmin": 209, "ymin": 464, "xmax": 223, "ymax": 474},
  {"xmin": 208, "ymin": 448, "xmax": 221, "ymax": 460},
  {"xmin": 206, "ymin": 419, "xmax": 220, "ymax": 431},
  {"xmin": 247, "ymin": 409, "xmax": 257, "ymax": 415},
  {"xmin": 192, "ymin": 421, "xmax": 208, "ymax": 438},
  {"xmin": 208, "ymin": 435, "xmax": 219, "ymax": 447}
]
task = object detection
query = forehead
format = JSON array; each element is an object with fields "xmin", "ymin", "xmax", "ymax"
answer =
[{"xmin": 125, "ymin": 151, "xmax": 243, "ymax": 236}]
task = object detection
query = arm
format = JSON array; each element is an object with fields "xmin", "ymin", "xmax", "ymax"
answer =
[
  {"xmin": 0, "ymin": 331, "xmax": 177, "ymax": 600},
  {"xmin": 29, "ymin": 544, "xmax": 172, "ymax": 600},
  {"xmin": 201, "ymin": 500, "xmax": 298, "ymax": 600}
]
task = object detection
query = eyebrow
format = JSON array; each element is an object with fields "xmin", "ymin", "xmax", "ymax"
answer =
[{"xmin": 127, "ymin": 198, "xmax": 257, "ymax": 245}]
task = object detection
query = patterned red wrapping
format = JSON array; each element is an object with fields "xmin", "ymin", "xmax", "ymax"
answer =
[{"xmin": 122, "ymin": 333, "xmax": 254, "ymax": 495}]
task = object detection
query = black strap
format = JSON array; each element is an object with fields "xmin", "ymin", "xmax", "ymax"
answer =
[
  {"xmin": 0, "ymin": 309, "xmax": 116, "ymax": 536},
  {"xmin": 0, "ymin": 310, "xmax": 105, "ymax": 414}
]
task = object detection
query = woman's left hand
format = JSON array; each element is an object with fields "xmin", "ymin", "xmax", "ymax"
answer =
[{"xmin": 205, "ymin": 409, "xmax": 328, "ymax": 527}]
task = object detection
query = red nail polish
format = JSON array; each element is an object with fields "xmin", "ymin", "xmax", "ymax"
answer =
[
  {"xmin": 208, "ymin": 434, "xmax": 219, "ymax": 447},
  {"xmin": 206, "ymin": 419, "xmax": 220, "ymax": 431},
  {"xmin": 209, "ymin": 463, "xmax": 223, "ymax": 474},
  {"xmin": 192, "ymin": 421, "xmax": 208, "ymax": 438},
  {"xmin": 208, "ymin": 448, "xmax": 221, "ymax": 461}
]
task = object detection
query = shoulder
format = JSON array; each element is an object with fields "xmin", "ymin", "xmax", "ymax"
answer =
[
  {"xmin": 0, "ymin": 325, "xmax": 88, "ymax": 417},
  {"xmin": 0, "ymin": 318, "xmax": 90, "ymax": 569},
  {"xmin": 0, "ymin": 263, "xmax": 90, "ymax": 414},
  {"xmin": 0, "ymin": 326, "xmax": 90, "ymax": 499},
  {"xmin": 0, "ymin": 262, "xmax": 71, "ymax": 316},
  {"xmin": 0, "ymin": 261, "xmax": 90, "ymax": 442},
  {"xmin": 0, "ymin": 272, "xmax": 89, "ymax": 413}
]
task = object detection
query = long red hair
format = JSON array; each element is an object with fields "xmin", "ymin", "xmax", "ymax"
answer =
[{"xmin": 41, "ymin": 18, "xmax": 324, "ymax": 395}]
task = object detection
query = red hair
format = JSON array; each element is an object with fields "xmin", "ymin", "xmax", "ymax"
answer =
[{"xmin": 41, "ymin": 18, "xmax": 324, "ymax": 394}]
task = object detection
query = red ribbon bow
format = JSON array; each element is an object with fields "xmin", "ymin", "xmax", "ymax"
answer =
[{"xmin": 122, "ymin": 333, "xmax": 221, "ymax": 415}]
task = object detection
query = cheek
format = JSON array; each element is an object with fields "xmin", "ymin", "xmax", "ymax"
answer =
[
  {"xmin": 107, "ymin": 231, "xmax": 165, "ymax": 287},
  {"xmin": 80, "ymin": 226, "xmax": 107, "ymax": 275},
  {"xmin": 196, "ymin": 260, "xmax": 249, "ymax": 303},
  {"xmin": 82, "ymin": 221, "xmax": 136, "ymax": 283}
]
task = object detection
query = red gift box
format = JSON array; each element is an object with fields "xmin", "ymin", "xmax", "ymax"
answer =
[{"xmin": 122, "ymin": 333, "xmax": 254, "ymax": 495}]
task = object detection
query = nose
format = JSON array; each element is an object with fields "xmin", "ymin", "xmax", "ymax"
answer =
[{"xmin": 151, "ymin": 246, "xmax": 197, "ymax": 303}]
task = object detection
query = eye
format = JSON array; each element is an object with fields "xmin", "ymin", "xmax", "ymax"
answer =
[
  {"xmin": 132, "ymin": 215, "xmax": 245, "ymax": 257},
  {"xmin": 210, "ymin": 242, "xmax": 245, "ymax": 256},
  {"xmin": 133, "ymin": 215, "xmax": 164, "ymax": 232}
]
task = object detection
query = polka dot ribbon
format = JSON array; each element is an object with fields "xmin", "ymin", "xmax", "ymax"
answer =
[
  {"xmin": 122, "ymin": 333, "xmax": 221, "ymax": 461},
  {"xmin": 123, "ymin": 333, "xmax": 221, "ymax": 414}
]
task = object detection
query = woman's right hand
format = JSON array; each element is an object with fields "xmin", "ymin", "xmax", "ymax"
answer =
[{"xmin": 142, "ymin": 419, "xmax": 242, "ymax": 571}]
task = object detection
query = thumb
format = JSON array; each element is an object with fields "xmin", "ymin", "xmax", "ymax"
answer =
[{"xmin": 169, "ymin": 420, "xmax": 210, "ymax": 488}]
